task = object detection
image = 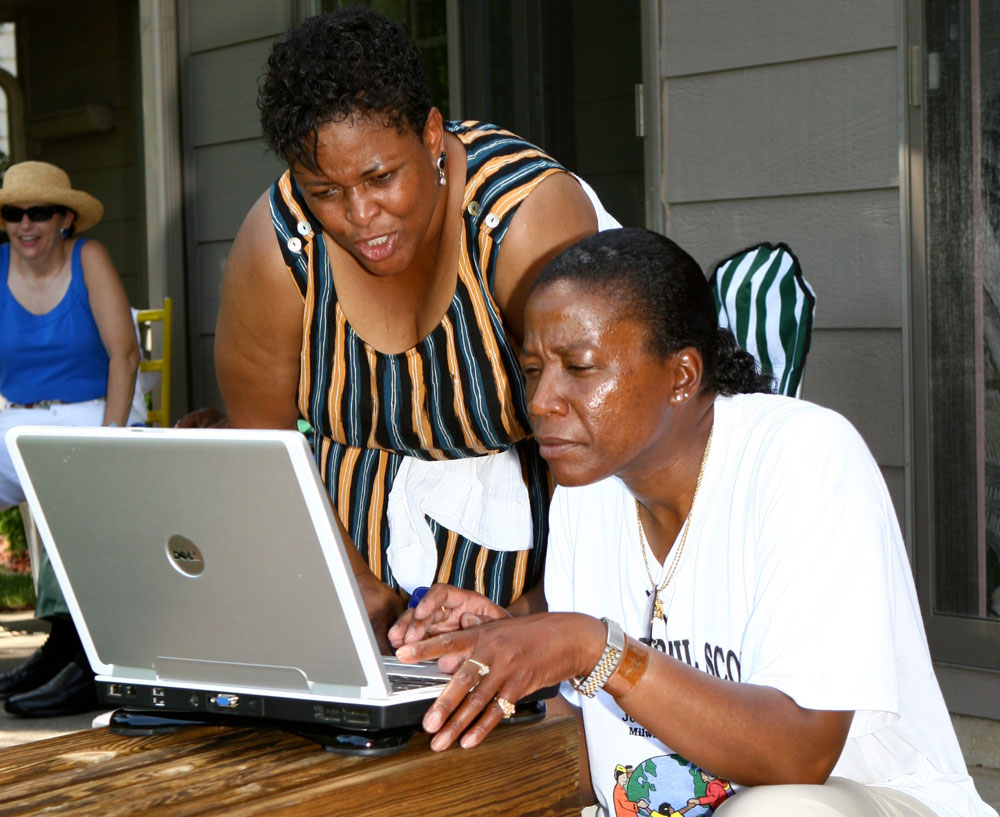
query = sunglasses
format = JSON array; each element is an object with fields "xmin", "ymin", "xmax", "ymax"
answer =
[{"xmin": 1, "ymin": 205, "xmax": 67, "ymax": 223}]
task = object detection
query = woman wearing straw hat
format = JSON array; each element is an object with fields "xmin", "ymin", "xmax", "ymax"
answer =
[{"xmin": 0, "ymin": 160, "xmax": 140, "ymax": 718}]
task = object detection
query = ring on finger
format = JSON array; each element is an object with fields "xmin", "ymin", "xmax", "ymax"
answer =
[
  {"xmin": 495, "ymin": 695, "xmax": 516, "ymax": 720},
  {"xmin": 466, "ymin": 658, "xmax": 490, "ymax": 677}
]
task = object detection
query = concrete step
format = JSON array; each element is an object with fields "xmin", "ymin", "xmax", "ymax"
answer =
[
  {"xmin": 971, "ymin": 766, "xmax": 1000, "ymax": 813},
  {"xmin": 954, "ymin": 714, "xmax": 1000, "ymax": 811}
]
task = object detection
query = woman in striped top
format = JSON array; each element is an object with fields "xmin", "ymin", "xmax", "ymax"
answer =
[{"xmin": 215, "ymin": 7, "xmax": 615, "ymax": 643}]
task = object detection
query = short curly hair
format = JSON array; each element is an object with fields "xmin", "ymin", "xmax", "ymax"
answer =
[{"xmin": 259, "ymin": 7, "xmax": 433, "ymax": 172}]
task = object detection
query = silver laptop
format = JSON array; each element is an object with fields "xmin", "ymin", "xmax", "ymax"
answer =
[{"xmin": 5, "ymin": 425, "xmax": 453, "ymax": 736}]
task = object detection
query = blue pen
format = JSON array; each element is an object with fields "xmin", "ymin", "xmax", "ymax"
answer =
[{"xmin": 408, "ymin": 586, "xmax": 429, "ymax": 609}]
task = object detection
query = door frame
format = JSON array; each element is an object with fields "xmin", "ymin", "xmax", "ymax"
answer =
[{"xmin": 138, "ymin": 0, "xmax": 187, "ymax": 417}]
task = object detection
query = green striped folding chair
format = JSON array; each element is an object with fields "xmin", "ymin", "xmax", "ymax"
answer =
[{"xmin": 710, "ymin": 243, "xmax": 816, "ymax": 397}]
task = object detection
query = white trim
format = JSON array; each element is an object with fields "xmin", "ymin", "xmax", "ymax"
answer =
[
  {"xmin": 138, "ymin": 0, "xmax": 187, "ymax": 415},
  {"xmin": 898, "ymin": 0, "xmax": 916, "ymax": 566},
  {"xmin": 0, "ymin": 68, "xmax": 25, "ymax": 162},
  {"xmin": 641, "ymin": 0, "xmax": 663, "ymax": 233}
]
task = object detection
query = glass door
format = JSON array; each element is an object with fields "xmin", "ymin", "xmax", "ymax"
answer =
[{"xmin": 917, "ymin": 0, "xmax": 1000, "ymax": 697}]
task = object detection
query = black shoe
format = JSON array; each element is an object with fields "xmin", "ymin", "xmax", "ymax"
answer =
[
  {"xmin": 0, "ymin": 618, "xmax": 81, "ymax": 699},
  {"xmin": 4, "ymin": 651, "xmax": 98, "ymax": 718}
]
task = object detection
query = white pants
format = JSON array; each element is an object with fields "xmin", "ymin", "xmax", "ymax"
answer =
[
  {"xmin": 0, "ymin": 400, "xmax": 116, "ymax": 509},
  {"xmin": 716, "ymin": 777, "xmax": 940, "ymax": 817}
]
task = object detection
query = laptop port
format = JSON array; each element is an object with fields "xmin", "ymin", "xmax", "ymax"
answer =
[
  {"xmin": 312, "ymin": 703, "xmax": 372, "ymax": 727},
  {"xmin": 210, "ymin": 693, "xmax": 239, "ymax": 709},
  {"xmin": 313, "ymin": 704, "xmax": 345, "ymax": 724},
  {"xmin": 343, "ymin": 707, "xmax": 371, "ymax": 726}
]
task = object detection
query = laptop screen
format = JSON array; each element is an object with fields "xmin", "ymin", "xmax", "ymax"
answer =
[{"xmin": 7, "ymin": 427, "xmax": 388, "ymax": 697}]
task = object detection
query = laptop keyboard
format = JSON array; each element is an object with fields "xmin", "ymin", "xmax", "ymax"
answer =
[{"xmin": 387, "ymin": 674, "xmax": 447, "ymax": 692}]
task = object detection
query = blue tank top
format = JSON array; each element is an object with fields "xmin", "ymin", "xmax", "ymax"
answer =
[{"xmin": 0, "ymin": 239, "xmax": 109, "ymax": 404}]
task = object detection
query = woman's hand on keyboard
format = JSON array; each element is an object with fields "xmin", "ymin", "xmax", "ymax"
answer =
[{"xmin": 388, "ymin": 583, "xmax": 509, "ymax": 650}]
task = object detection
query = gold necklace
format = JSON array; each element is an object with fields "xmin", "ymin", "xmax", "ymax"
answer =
[{"xmin": 637, "ymin": 426, "xmax": 713, "ymax": 624}]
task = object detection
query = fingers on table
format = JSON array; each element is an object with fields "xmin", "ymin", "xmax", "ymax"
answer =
[
  {"xmin": 454, "ymin": 690, "xmax": 518, "ymax": 750},
  {"xmin": 493, "ymin": 695, "xmax": 516, "ymax": 719},
  {"xmin": 426, "ymin": 660, "xmax": 518, "ymax": 751}
]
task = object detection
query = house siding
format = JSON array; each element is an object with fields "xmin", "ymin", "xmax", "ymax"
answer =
[
  {"xmin": 659, "ymin": 0, "xmax": 906, "ymax": 522},
  {"xmin": 177, "ymin": 0, "xmax": 287, "ymax": 412}
]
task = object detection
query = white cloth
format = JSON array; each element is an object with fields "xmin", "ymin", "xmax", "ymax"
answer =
[
  {"xmin": 386, "ymin": 448, "xmax": 533, "ymax": 593},
  {"xmin": 378, "ymin": 170, "xmax": 616, "ymax": 596},
  {"xmin": 575, "ymin": 174, "xmax": 622, "ymax": 232},
  {"xmin": 545, "ymin": 393, "xmax": 996, "ymax": 817}
]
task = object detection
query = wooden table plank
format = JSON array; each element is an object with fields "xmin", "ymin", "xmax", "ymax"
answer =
[
  {"xmin": 0, "ymin": 714, "xmax": 580, "ymax": 817},
  {"xmin": 0, "ymin": 727, "xmax": 336, "ymax": 815},
  {"xmin": 200, "ymin": 718, "xmax": 581, "ymax": 817},
  {"xmin": 0, "ymin": 725, "xmax": 307, "ymax": 787}
]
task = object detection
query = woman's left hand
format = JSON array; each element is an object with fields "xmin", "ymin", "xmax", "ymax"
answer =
[
  {"xmin": 388, "ymin": 583, "xmax": 510, "ymax": 649},
  {"xmin": 394, "ymin": 612, "xmax": 602, "ymax": 751}
]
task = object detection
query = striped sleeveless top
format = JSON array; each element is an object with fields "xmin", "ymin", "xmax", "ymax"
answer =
[{"xmin": 269, "ymin": 122, "xmax": 565, "ymax": 606}]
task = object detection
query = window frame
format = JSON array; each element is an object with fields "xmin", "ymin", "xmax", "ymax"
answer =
[{"xmin": 907, "ymin": 0, "xmax": 1000, "ymax": 719}]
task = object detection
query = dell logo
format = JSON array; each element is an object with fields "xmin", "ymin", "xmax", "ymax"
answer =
[{"xmin": 166, "ymin": 535, "xmax": 204, "ymax": 576}]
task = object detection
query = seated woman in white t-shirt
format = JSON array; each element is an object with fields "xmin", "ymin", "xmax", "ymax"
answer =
[{"xmin": 390, "ymin": 229, "xmax": 996, "ymax": 817}]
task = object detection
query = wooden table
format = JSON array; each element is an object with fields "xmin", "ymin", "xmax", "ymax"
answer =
[{"xmin": 0, "ymin": 714, "xmax": 580, "ymax": 816}]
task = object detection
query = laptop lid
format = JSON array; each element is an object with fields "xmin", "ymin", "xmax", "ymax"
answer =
[{"xmin": 5, "ymin": 425, "xmax": 439, "ymax": 705}]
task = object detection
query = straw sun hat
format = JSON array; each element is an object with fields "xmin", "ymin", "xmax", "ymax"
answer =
[{"xmin": 0, "ymin": 161, "xmax": 104, "ymax": 232}]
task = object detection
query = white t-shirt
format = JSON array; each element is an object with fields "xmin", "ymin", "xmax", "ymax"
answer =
[{"xmin": 545, "ymin": 393, "xmax": 995, "ymax": 817}]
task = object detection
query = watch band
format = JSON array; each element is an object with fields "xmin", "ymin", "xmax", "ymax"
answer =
[{"xmin": 571, "ymin": 618, "xmax": 626, "ymax": 698}]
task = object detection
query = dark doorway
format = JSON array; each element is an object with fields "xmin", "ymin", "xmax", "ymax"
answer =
[{"xmin": 459, "ymin": 0, "xmax": 645, "ymax": 227}]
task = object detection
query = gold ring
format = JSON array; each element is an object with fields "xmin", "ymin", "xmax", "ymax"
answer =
[
  {"xmin": 439, "ymin": 605, "xmax": 448, "ymax": 618},
  {"xmin": 466, "ymin": 658, "xmax": 490, "ymax": 677},
  {"xmin": 495, "ymin": 695, "xmax": 516, "ymax": 719}
]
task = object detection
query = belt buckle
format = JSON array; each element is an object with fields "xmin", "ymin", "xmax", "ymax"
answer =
[{"xmin": 10, "ymin": 399, "xmax": 62, "ymax": 409}]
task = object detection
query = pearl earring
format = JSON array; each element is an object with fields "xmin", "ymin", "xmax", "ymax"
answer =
[{"xmin": 437, "ymin": 151, "xmax": 447, "ymax": 186}]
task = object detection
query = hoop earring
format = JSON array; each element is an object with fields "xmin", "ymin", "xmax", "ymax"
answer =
[{"xmin": 437, "ymin": 151, "xmax": 447, "ymax": 186}]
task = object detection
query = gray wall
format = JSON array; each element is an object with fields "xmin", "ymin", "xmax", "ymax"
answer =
[
  {"xmin": 177, "ymin": 0, "xmax": 288, "ymax": 413},
  {"xmin": 658, "ymin": 0, "xmax": 906, "ymax": 521}
]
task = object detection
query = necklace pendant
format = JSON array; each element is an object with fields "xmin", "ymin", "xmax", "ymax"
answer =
[{"xmin": 653, "ymin": 597, "xmax": 666, "ymax": 620}]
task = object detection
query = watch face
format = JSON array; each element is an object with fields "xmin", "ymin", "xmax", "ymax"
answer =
[{"xmin": 605, "ymin": 618, "xmax": 627, "ymax": 652}]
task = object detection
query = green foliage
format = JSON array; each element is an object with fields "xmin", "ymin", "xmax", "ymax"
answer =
[
  {"xmin": 0, "ymin": 505, "xmax": 26, "ymax": 552},
  {"xmin": 0, "ymin": 570, "xmax": 34, "ymax": 611}
]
